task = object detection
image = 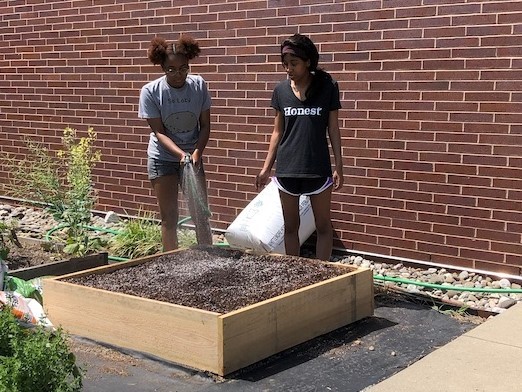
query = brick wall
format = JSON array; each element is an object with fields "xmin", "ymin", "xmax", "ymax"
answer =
[{"xmin": 1, "ymin": 0, "xmax": 521, "ymax": 274}]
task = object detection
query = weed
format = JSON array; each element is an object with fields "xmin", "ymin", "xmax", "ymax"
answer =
[
  {"xmin": 178, "ymin": 227, "xmax": 198, "ymax": 248},
  {"xmin": 108, "ymin": 211, "xmax": 162, "ymax": 259},
  {"xmin": 431, "ymin": 303, "xmax": 470, "ymax": 316},
  {"xmin": 3, "ymin": 127, "xmax": 102, "ymax": 256}
]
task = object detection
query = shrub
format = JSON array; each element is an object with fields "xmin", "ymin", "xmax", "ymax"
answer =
[{"xmin": 0, "ymin": 307, "xmax": 82, "ymax": 391}]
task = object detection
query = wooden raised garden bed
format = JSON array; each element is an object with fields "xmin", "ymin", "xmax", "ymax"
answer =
[{"xmin": 42, "ymin": 246, "xmax": 373, "ymax": 376}]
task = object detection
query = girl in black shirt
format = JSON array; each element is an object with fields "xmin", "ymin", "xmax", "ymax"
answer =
[{"xmin": 255, "ymin": 33, "xmax": 344, "ymax": 261}]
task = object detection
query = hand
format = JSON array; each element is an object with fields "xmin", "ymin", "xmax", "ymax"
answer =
[
  {"xmin": 255, "ymin": 170, "xmax": 270, "ymax": 190},
  {"xmin": 191, "ymin": 149, "xmax": 201, "ymax": 166},
  {"xmin": 333, "ymin": 169, "xmax": 344, "ymax": 190},
  {"xmin": 180, "ymin": 153, "xmax": 192, "ymax": 166}
]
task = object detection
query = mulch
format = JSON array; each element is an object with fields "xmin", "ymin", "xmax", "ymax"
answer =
[{"xmin": 64, "ymin": 245, "xmax": 353, "ymax": 313}]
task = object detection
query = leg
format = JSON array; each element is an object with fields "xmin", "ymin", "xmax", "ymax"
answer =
[
  {"xmin": 279, "ymin": 191, "xmax": 300, "ymax": 256},
  {"xmin": 151, "ymin": 174, "xmax": 180, "ymax": 251},
  {"xmin": 309, "ymin": 187, "xmax": 333, "ymax": 261},
  {"xmin": 182, "ymin": 165, "xmax": 213, "ymax": 246}
]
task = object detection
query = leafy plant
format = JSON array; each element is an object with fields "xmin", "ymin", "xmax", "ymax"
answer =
[
  {"xmin": 4, "ymin": 127, "xmax": 102, "ymax": 256},
  {"xmin": 108, "ymin": 211, "xmax": 198, "ymax": 259},
  {"xmin": 0, "ymin": 307, "xmax": 83, "ymax": 391},
  {"xmin": 108, "ymin": 211, "xmax": 162, "ymax": 259}
]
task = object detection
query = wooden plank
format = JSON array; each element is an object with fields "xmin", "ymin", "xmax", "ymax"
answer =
[
  {"xmin": 355, "ymin": 268, "xmax": 375, "ymax": 320},
  {"xmin": 219, "ymin": 268, "xmax": 374, "ymax": 374},
  {"xmin": 10, "ymin": 253, "xmax": 109, "ymax": 280},
  {"xmin": 42, "ymin": 278, "xmax": 221, "ymax": 374}
]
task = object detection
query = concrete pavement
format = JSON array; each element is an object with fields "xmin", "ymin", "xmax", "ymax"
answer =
[{"xmin": 366, "ymin": 302, "xmax": 522, "ymax": 392}]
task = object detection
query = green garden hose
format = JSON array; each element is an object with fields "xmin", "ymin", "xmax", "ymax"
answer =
[
  {"xmin": 107, "ymin": 255, "xmax": 129, "ymax": 262},
  {"xmin": 44, "ymin": 224, "xmax": 120, "ymax": 241},
  {"xmin": 374, "ymin": 274, "xmax": 522, "ymax": 294}
]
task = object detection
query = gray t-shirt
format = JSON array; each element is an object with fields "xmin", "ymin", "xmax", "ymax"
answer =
[{"xmin": 138, "ymin": 74, "xmax": 211, "ymax": 161}]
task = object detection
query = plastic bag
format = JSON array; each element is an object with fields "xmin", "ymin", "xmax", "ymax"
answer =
[
  {"xmin": 225, "ymin": 180, "xmax": 316, "ymax": 254},
  {"xmin": 0, "ymin": 289, "xmax": 52, "ymax": 328},
  {"xmin": 0, "ymin": 291, "xmax": 38, "ymax": 325},
  {"xmin": 4, "ymin": 276, "xmax": 43, "ymax": 305}
]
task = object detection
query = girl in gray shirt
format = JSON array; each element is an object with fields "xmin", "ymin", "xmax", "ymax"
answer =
[{"xmin": 138, "ymin": 35, "xmax": 212, "ymax": 250}]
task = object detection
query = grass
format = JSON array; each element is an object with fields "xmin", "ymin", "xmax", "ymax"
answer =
[{"xmin": 108, "ymin": 212, "xmax": 197, "ymax": 259}]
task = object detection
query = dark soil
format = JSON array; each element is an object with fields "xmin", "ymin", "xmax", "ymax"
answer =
[
  {"xmin": 65, "ymin": 245, "xmax": 353, "ymax": 313},
  {"xmin": 3, "ymin": 241, "xmax": 66, "ymax": 270}
]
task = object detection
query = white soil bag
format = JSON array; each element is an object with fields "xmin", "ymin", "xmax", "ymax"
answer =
[{"xmin": 225, "ymin": 180, "xmax": 316, "ymax": 254}]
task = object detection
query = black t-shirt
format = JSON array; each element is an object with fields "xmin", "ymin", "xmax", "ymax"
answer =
[{"xmin": 271, "ymin": 75, "xmax": 341, "ymax": 178}]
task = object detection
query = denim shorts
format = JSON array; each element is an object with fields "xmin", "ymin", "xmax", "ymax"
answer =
[
  {"xmin": 147, "ymin": 157, "xmax": 205, "ymax": 181},
  {"xmin": 273, "ymin": 177, "xmax": 333, "ymax": 196},
  {"xmin": 147, "ymin": 158, "xmax": 181, "ymax": 180}
]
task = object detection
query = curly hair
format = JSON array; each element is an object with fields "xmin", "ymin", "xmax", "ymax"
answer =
[{"xmin": 147, "ymin": 35, "xmax": 201, "ymax": 65}]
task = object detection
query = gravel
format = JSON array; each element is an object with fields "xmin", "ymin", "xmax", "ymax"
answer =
[
  {"xmin": 333, "ymin": 255, "xmax": 522, "ymax": 314},
  {"xmin": 2, "ymin": 202, "xmax": 521, "ymax": 314}
]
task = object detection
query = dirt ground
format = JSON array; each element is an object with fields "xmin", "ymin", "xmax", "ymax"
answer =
[
  {"xmin": 64, "ymin": 246, "xmax": 352, "ymax": 313},
  {"xmin": 3, "ymin": 240, "xmax": 66, "ymax": 270}
]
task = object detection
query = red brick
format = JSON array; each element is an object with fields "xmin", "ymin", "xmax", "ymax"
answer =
[
  {"xmin": 392, "ymin": 189, "xmax": 433, "ymax": 203},
  {"xmin": 474, "ymin": 260, "xmax": 521, "ymax": 276},
  {"xmin": 417, "ymin": 242, "xmax": 459, "ymax": 257},
  {"xmin": 1, "ymin": 0, "xmax": 522, "ymax": 276}
]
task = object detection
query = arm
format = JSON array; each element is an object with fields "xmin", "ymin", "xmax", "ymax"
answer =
[
  {"xmin": 256, "ymin": 110, "xmax": 284, "ymax": 190},
  {"xmin": 192, "ymin": 108, "xmax": 210, "ymax": 165},
  {"xmin": 327, "ymin": 110, "xmax": 344, "ymax": 190},
  {"xmin": 146, "ymin": 118, "xmax": 187, "ymax": 161}
]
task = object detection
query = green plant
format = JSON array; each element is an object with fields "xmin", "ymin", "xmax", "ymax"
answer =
[
  {"xmin": 108, "ymin": 212, "xmax": 198, "ymax": 259},
  {"xmin": 0, "ymin": 222, "xmax": 11, "ymax": 261},
  {"xmin": 432, "ymin": 304, "xmax": 470, "ymax": 315},
  {"xmin": 4, "ymin": 127, "xmax": 102, "ymax": 256},
  {"xmin": 0, "ymin": 221, "xmax": 22, "ymax": 261},
  {"xmin": 178, "ymin": 227, "xmax": 198, "ymax": 248},
  {"xmin": 0, "ymin": 307, "xmax": 82, "ymax": 391},
  {"xmin": 4, "ymin": 139, "xmax": 63, "ymax": 210},
  {"xmin": 108, "ymin": 211, "xmax": 162, "ymax": 259}
]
